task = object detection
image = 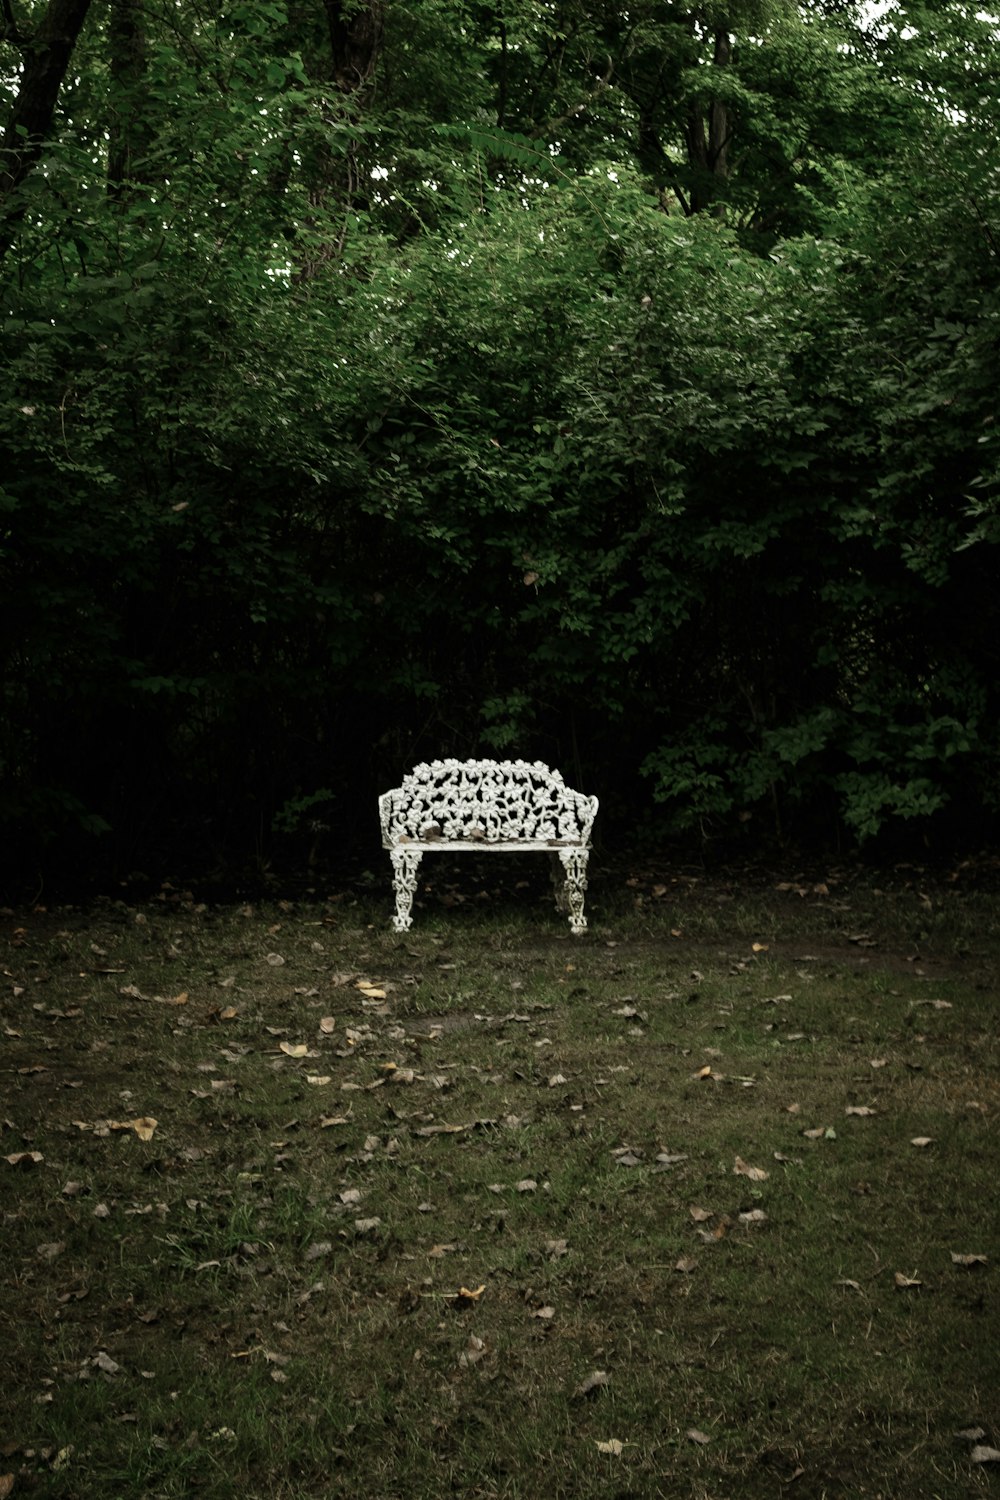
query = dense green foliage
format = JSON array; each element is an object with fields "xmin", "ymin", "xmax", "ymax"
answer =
[{"xmin": 1, "ymin": 0, "xmax": 999, "ymax": 887}]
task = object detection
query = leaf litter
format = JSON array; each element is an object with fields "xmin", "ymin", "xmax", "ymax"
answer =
[{"xmin": 3, "ymin": 895, "xmax": 998, "ymax": 1500}]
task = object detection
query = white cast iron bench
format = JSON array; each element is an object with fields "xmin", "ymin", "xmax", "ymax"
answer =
[{"xmin": 379, "ymin": 759, "xmax": 598, "ymax": 934}]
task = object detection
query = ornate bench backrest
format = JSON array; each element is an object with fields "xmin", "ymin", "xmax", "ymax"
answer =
[{"xmin": 379, "ymin": 759, "xmax": 597, "ymax": 846}]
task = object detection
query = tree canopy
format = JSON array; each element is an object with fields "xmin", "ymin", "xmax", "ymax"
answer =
[{"xmin": 2, "ymin": 0, "xmax": 999, "ymax": 889}]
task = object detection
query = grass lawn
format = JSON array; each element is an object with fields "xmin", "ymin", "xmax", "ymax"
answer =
[{"xmin": 2, "ymin": 862, "xmax": 998, "ymax": 1498}]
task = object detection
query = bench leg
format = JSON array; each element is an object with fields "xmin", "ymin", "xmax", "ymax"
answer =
[
  {"xmin": 550, "ymin": 853, "xmax": 570, "ymax": 914},
  {"xmin": 556, "ymin": 848, "xmax": 590, "ymax": 934},
  {"xmin": 389, "ymin": 847, "xmax": 423, "ymax": 932}
]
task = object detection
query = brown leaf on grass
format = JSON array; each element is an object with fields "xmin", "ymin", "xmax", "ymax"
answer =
[
  {"xmin": 319, "ymin": 1016, "xmax": 336, "ymax": 1034},
  {"xmin": 132, "ymin": 1118, "xmax": 157, "ymax": 1142},
  {"xmin": 696, "ymin": 1217, "xmax": 730, "ymax": 1243},
  {"xmin": 516, "ymin": 1179, "xmax": 538, "ymax": 1193},
  {"xmin": 595, "ymin": 1439, "xmax": 625, "ymax": 1456},
  {"xmin": 956, "ymin": 1427, "xmax": 986, "ymax": 1441},
  {"xmin": 739, "ymin": 1209, "xmax": 768, "ymax": 1225},
  {"xmin": 689, "ymin": 1206, "xmax": 713, "ymax": 1222},
  {"xmin": 574, "ymin": 1370, "xmax": 610, "ymax": 1399},
  {"xmin": 318, "ymin": 1115, "xmax": 350, "ymax": 1128},
  {"xmin": 0, "ymin": 1473, "xmax": 15, "ymax": 1498},
  {"xmin": 279, "ymin": 1042, "xmax": 308, "ymax": 1058},
  {"xmin": 355, "ymin": 980, "xmax": 387, "ymax": 999},
  {"xmin": 894, "ymin": 1272, "xmax": 922, "ymax": 1288},
  {"xmin": 687, "ymin": 1428, "xmax": 712, "ymax": 1445},
  {"xmin": 734, "ymin": 1156, "xmax": 769, "ymax": 1181},
  {"xmin": 910, "ymin": 1136, "xmax": 933, "ymax": 1148},
  {"xmin": 972, "ymin": 1447, "xmax": 1000, "ymax": 1464},
  {"xmin": 37, "ymin": 1241, "xmax": 65, "ymax": 1260},
  {"xmin": 5, "ymin": 1150, "xmax": 43, "ymax": 1167},
  {"xmin": 835, "ymin": 1278, "xmax": 862, "ymax": 1291},
  {"xmin": 305, "ymin": 1075, "xmax": 332, "ymax": 1087},
  {"xmin": 455, "ymin": 1284, "xmax": 486, "ymax": 1306},
  {"xmin": 533, "ymin": 1306, "xmax": 556, "ymax": 1321},
  {"xmin": 675, "ymin": 1257, "xmax": 697, "ymax": 1274},
  {"xmin": 459, "ymin": 1335, "xmax": 488, "ymax": 1367},
  {"xmin": 845, "ymin": 1106, "xmax": 876, "ymax": 1117},
  {"xmin": 265, "ymin": 953, "xmax": 286, "ymax": 967},
  {"xmin": 546, "ymin": 1238, "xmax": 569, "ymax": 1259},
  {"xmin": 951, "ymin": 1253, "xmax": 988, "ymax": 1268}
]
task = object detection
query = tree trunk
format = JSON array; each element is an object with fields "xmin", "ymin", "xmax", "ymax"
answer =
[
  {"xmin": 684, "ymin": 28, "xmax": 733, "ymax": 216},
  {"xmin": 0, "ymin": 0, "xmax": 94, "ymax": 253},
  {"xmin": 106, "ymin": 0, "xmax": 150, "ymax": 197},
  {"xmin": 323, "ymin": 0, "xmax": 384, "ymax": 94}
]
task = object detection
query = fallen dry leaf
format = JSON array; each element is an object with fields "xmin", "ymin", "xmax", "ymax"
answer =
[
  {"xmin": 595, "ymin": 1439, "xmax": 625, "ymax": 1456},
  {"xmin": 845, "ymin": 1106, "xmax": 876, "ymax": 1117},
  {"xmin": 951, "ymin": 1253, "xmax": 988, "ymax": 1268},
  {"xmin": 132, "ymin": 1117, "xmax": 157, "ymax": 1142},
  {"xmin": 734, "ymin": 1156, "xmax": 769, "ymax": 1181},
  {"xmin": 910, "ymin": 1136, "xmax": 933, "ymax": 1148},
  {"xmin": 459, "ymin": 1335, "xmax": 487, "ymax": 1367},
  {"xmin": 455, "ymin": 1284, "xmax": 486, "ymax": 1305},
  {"xmin": 689, "ymin": 1206, "xmax": 713, "ymax": 1222},
  {"xmin": 279, "ymin": 1042, "xmax": 308, "ymax": 1058},
  {"xmin": 894, "ymin": 1272, "xmax": 922, "ymax": 1289},
  {"xmin": 675, "ymin": 1257, "xmax": 697, "ymax": 1274},
  {"xmin": 305, "ymin": 1075, "xmax": 332, "ymax": 1087},
  {"xmin": 5, "ymin": 1150, "xmax": 43, "ymax": 1167},
  {"xmin": 319, "ymin": 1016, "xmax": 336, "ymax": 1034},
  {"xmin": 972, "ymin": 1447, "xmax": 1000, "ymax": 1464},
  {"xmin": 574, "ymin": 1370, "xmax": 610, "ymax": 1399},
  {"xmin": 687, "ymin": 1428, "xmax": 712, "ymax": 1445},
  {"xmin": 739, "ymin": 1209, "xmax": 767, "ymax": 1225},
  {"xmin": 0, "ymin": 1473, "xmax": 14, "ymax": 1499},
  {"xmin": 355, "ymin": 980, "xmax": 387, "ymax": 999}
]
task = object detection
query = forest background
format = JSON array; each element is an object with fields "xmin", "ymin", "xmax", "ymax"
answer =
[{"xmin": 1, "ymin": 0, "xmax": 999, "ymax": 897}]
